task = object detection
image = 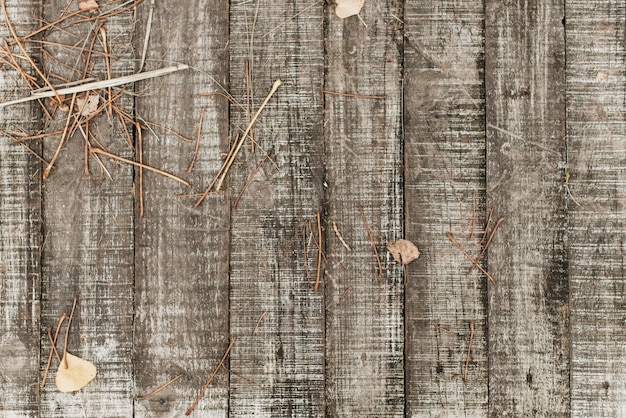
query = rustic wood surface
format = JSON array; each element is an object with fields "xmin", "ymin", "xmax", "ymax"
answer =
[
  {"xmin": 485, "ymin": 0, "xmax": 570, "ymax": 416},
  {"xmin": 325, "ymin": 1, "xmax": 403, "ymax": 416},
  {"xmin": 404, "ymin": 0, "xmax": 488, "ymax": 415},
  {"xmin": 0, "ymin": 1, "xmax": 625, "ymax": 417}
]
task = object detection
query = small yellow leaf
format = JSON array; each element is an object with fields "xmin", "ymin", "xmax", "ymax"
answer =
[
  {"xmin": 388, "ymin": 239, "xmax": 420, "ymax": 265},
  {"xmin": 55, "ymin": 352, "xmax": 97, "ymax": 392},
  {"xmin": 335, "ymin": 0, "xmax": 364, "ymax": 18},
  {"xmin": 78, "ymin": 0, "xmax": 99, "ymax": 11}
]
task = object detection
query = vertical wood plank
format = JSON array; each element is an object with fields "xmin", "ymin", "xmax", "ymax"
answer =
[
  {"xmin": 0, "ymin": 1, "xmax": 41, "ymax": 415},
  {"xmin": 228, "ymin": 1, "xmax": 325, "ymax": 415},
  {"xmin": 324, "ymin": 1, "xmax": 404, "ymax": 416},
  {"xmin": 566, "ymin": 1, "xmax": 626, "ymax": 416},
  {"xmin": 485, "ymin": 0, "xmax": 569, "ymax": 415},
  {"xmin": 404, "ymin": 1, "xmax": 488, "ymax": 415},
  {"xmin": 133, "ymin": 1, "xmax": 230, "ymax": 416},
  {"xmin": 38, "ymin": 3, "xmax": 136, "ymax": 416}
]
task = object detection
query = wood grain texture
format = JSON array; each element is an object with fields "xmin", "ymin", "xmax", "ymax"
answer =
[
  {"xmin": 133, "ymin": 1, "xmax": 230, "ymax": 416},
  {"xmin": 38, "ymin": 3, "xmax": 135, "ymax": 416},
  {"xmin": 228, "ymin": 1, "xmax": 325, "ymax": 416},
  {"xmin": 324, "ymin": 1, "xmax": 404, "ymax": 416},
  {"xmin": 404, "ymin": 1, "xmax": 488, "ymax": 416},
  {"xmin": 0, "ymin": 1, "xmax": 41, "ymax": 415},
  {"xmin": 485, "ymin": 0, "xmax": 569, "ymax": 416},
  {"xmin": 566, "ymin": 1, "xmax": 626, "ymax": 416}
]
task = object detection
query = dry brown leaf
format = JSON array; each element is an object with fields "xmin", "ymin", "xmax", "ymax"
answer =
[
  {"xmin": 55, "ymin": 352, "xmax": 97, "ymax": 392},
  {"xmin": 335, "ymin": 0, "xmax": 364, "ymax": 18},
  {"xmin": 388, "ymin": 239, "xmax": 420, "ymax": 265},
  {"xmin": 75, "ymin": 94, "xmax": 99, "ymax": 116},
  {"xmin": 78, "ymin": 0, "xmax": 98, "ymax": 11}
]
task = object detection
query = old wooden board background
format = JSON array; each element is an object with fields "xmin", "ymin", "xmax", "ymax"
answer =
[{"xmin": 0, "ymin": 0, "xmax": 624, "ymax": 417}]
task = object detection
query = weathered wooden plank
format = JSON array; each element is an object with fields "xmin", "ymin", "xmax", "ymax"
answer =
[
  {"xmin": 404, "ymin": 1, "xmax": 488, "ymax": 415},
  {"xmin": 133, "ymin": 1, "xmax": 230, "ymax": 416},
  {"xmin": 566, "ymin": 1, "xmax": 626, "ymax": 416},
  {"xmin": 38, "ymin": 3, "xmax": 135, "ymax": 416},
  {"xmin": 228, "ymin": 1, "xmax": 325, "ymax": 415},
  {"xmin": 324, "ymin": 2, "xmax": 404, "ymax": 416},
  {"xmin": 485, "ymin": 0, "xmax": 569, "ymax": 416},
  {"xmin": 0, "ymin": 1, "xmax": 41, "ymax": 415}
]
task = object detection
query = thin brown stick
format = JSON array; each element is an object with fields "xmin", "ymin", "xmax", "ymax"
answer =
[
  {"xmin": 137, "ymin": 373, "xmax": 185, "ymax": 401},
  {"xmin": 233, "ymin": 150, "xmax": 271, "ymax": 210},
  {"xmin": 320, "ymin": 89, "xmax": 385, "ymax": 99},
  {"xmin": 44, "ymin": 93, "xmax": 77, "ymax": 179},
  {"xmin": 314, "ymin": 211, "xmax": 323, "ymax": 292},
  {"xmin": 446, "ymin": 232, "xmax": 496, "ymax": 284},
  {"xmin": 337, "ymin": 286, "xmax": 353, "ymax": 306},
  {"xmin": 98, "ymin": 27, "xmax": 112, "ymax": 116},
  {"xmin": 252, "ymin": 310, "xmax": 268, "ymax": 335},
  {"xmin": 464, "ymin": 322, "xmax": 475, "ymax": 382},
  {"xmin": 479, "ymin": 207, "xmax": 494, "ymax": 245},
  {"xmin": 10, "ymin": 9, "xmax": 84, "ymax": 44},
  {"xmin": 359, "ymin": 206, "xmax": 382, "ymax": 277},
  {"xmin": 137, "ymin": 127, "xmax": 144, "ymax": 217},
  {"xmin": 142, "ymin": 120, "xmax": 194, "ymax": 143},
  {"xmin": 2, "ymin": 0, "xmax": 60, "ymax": 98},
  {"xmin": 41, "ymin": 314, "xmax": 67, "ymax": 388},
  {"xmin": 187, "ymin": 106, "xmax": 206, "ymax": 173},
  {"xmin": 185, "ymin": 337, "xmax": 237, "ymax": 416},
  {"xmin": 62, "ymin": 296, "xmax": 78, "ymax": 369},
  {"xmin": 431, "ymin": 321, "xmax": 459, "ymax": 339},
  {"xmin": 219, "ymin": 364, "xmax": 262, "ymax": 389},
  {"xmin": 468, "ymin": 217, "xmax": 505, "ymax": 274},
  {"xmin": 197, "ymin": 91, "xmax": 243, "ymax": 112},
  {"xmin": 303, "ymin": 222, "xmax": 312, "ymax": 288},
  {"xmin": 90, "ymin": 148, "xmax": 190, "ymax": 187},
  {"xmin": 195, "ymin": 79, "xmax": 281, "ymax": 207}
]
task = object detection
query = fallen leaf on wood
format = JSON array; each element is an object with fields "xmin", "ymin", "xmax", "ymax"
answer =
[
  {"xmin": 388, "ymin": 239, "xmax": 420, "ymax": 265},
  {"xmin": 76, "ymin": 94, "xmax": 99, "ymax": 116},
  {"xmin": 78, "ymin": 0, "xmax": 98, "ymax": 11},
  {"xmin": 335, "ymin": 0, "xmax": 364, "ymax": 18},
  {"xmin": 55, "ymin": 352, "xmax": 97, "ymax": 392}
]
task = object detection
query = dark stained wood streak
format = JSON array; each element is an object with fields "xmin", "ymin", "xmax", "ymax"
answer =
[
  {"xmin": 228, "ymin": 0, "xmax": 326, "ymax": 415},
  {"xmin": 38, "ymin": 2, "xmax": 135, "ymax": 415},
  {"xmin": 404, "ymin": 1, "xmax": 488, "ymax": 415},
  {"xmin": 566, "ymin": 1, "xmax": 626, "ymax": 415},
  {"xmin": 0, "ymin": 1, "xmax": 41, "ymax": 415},
  {"xmin": 485, "ymin": 0, "xmax": 570, "ymax": 415},
  {"xmin": 324, "ymin": 1, "xmax": 404, "ymax": 415},
  {"xmin": 133, "ymin": 0, "xmax": 230, "ymax": 415}
]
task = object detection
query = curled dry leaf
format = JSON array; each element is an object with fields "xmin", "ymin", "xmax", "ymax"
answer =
[
  {"xmin": 335, "ymin": 0, "xmax": 364, "ymax": 18},
  {"xmin": 78, "ymin": 0, "xmax": 99, "ymax": 11},
  {"xmin": 75, "ymin": 94, "xmax": 99, "ymax": 117},
  {"xmin": 388, "ymin": 239, "xmax": 420, "ymax": 265},
  {"xmin": 55, "ymin": 352, "xmax": 97, "ymax": 392}
]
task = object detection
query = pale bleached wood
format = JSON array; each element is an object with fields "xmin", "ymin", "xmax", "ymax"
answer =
[
  {"xmin": 0, "ymin": 1, "xmax": 41, "ymax": 415},
  {"xmin": 38, "ymin": 3, "xmax": 135, "ymax": 416},
  {"xmin": 566, "ymin": 1, "xmax": 626, "ymax": 416},
  {"xmin": 228, "ymin": 0, "xmax": 325, "ymax": 415},
  {"xmin": 404, "ymin": 1, "xmax": 488, "ymax": 415},
  {"xmin": 133, "ymin": 1, "xmax": 230, "ymax": 416},
  {"xmin": 485, "ymin": 0, "xmax": 570, "ymax": 416},
  {"xmin": 324, "ymin": 1, "xmax": 404, "ymax": 416}
]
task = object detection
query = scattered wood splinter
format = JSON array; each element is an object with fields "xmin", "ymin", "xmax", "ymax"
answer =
[
  {"xmin": 332, "ymin": 221, "xmax": 352, "ymax": 251},
  {"xmin": 446, "ymin": 232, "xmax": 496, "ymax": 284},
  {"xmin": 137, "ymin": 373, "xmax": 185, "ymax": 401},
  {"xmin": 186, "ymin": 337, "xmax": 237, "ymax": 415},
  {"xmin": 359, "ymin": 206, "xmax": 382, "ymax": 277},
  {"xmin": 464, "ymin": 322, "xmax": 475, "ymax": 383}
]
